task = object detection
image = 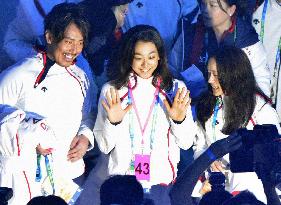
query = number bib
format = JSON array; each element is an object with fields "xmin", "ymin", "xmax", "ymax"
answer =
[{"xmin": 134, "ymin": 154, "xmax": 150, "ymax": 181}]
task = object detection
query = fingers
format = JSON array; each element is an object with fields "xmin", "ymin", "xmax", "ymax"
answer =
[
  {"xmin": 102, "ymin": 100, "xmax": 109, "ymax": 112},
  {"xmin": 36, "ymin": 144, "xmax": 53, "ymax": 156},
  {"xmin": 124, "ymin": 103, "xmax": 132, "ymax": 113},
  {"xmin": 69, "ymin": 136, "xmax": 79, "ymax": 150},
  {"xmin": 211, "ymin": 161, "xmax": 224, "ymax": 172},
  {"xmin": 110, "ymin": 87, "xmax": 117, "ymax": 104},
  {"xmin": 68, "ymin": 136, "xmax": 89, "ymax": 162},
  {"xmin": 174, "ymin": 87, "xmax": 191, "ymax": 106},
  {"xmin": 105, "ymin": 88, "xmax": 120, "ymax": 106}
]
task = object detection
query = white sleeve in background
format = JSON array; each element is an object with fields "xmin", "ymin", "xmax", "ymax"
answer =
[
  {"xmin": 192, "ymin": 122, "xmax": 209, "ymax": 159},
  {"xmin": 242, "ymin": 42, "xmax": 271, "ymax": 97}
]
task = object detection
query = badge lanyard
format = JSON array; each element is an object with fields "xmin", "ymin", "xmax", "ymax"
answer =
[
  {"xmin": 212, "ymin": 96, "xmax": 223, "ymax": 141},
  {"xmin": 36, "ymin": 154, "xmax": 55, "ymax": 195},
  {"xmin": 128, "ymin": 78, "xmax": 161, "ymax": 154},
  {"xmin": 127, "ymin": 78, "xmax": 161, "ymax": 181}
]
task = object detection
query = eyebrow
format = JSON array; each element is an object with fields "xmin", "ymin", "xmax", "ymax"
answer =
[
  {"xmin": 64, "ymin": 36, "xmax": 84, "ymax": 42},
  {"xmin": 134, "ymin": 51, "xmax": 157, "ymax": 55}
]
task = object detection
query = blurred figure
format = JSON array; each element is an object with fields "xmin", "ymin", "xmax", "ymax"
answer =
[
  {"xmin": 100, "ymin": 175, "xmax": 144, "ymax": 205},
  {"xmin": 79, "ymin": 0, "xmax": 133, "ymax": 93},
  {"xmin": 27, "ymin": 195, "xmax": 67, "ymax": 205}
]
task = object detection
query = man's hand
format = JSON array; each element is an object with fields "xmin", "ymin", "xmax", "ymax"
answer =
[
  {"xmin": 67, "ymin": 134, "xmax": 89, "ymax": 162},
  {"xmin": 36, "ymin": 144, "xmax": 53, "ymax": 156}
]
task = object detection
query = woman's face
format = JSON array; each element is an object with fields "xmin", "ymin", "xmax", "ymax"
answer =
[
  {"xmin": 131, "ymin": 41, "xmax": 160, "ymax": 79},
  {"xmin": 208, "ymin": 57, "xmax": 223, "ymax": 96},
  {"xmin": 201, "ymin": 0, "xmax": 235, "ymax": 29}
]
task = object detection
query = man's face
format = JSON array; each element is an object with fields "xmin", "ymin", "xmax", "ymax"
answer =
[{"xmin": 46, "ymin": 23, "xmax": 84, "ymax": 67}]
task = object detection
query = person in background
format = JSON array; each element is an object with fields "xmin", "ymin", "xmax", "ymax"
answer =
[
  {"xmin": 79, "ymin": 0, "xmax": 134, "ymax": 94},
  {"xmin": 191, "ymin": 0, "xmax": 270, "ymax": 97},
  {"xmin": 193, "ymin": 46, "xmax": 280, "ymax": 203},
  {"xmin": 252, "ymin": 0, "xmax": 281, "ymax": 120}
]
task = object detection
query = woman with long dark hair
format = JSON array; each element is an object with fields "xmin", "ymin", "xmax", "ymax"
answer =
[
  {"xmin": 94, "ymin": 25, "xmax": 196, "ymax": 204},
  {"xmin": 193, "ymin": 46, "xmax": 280, "ymax": 203}
]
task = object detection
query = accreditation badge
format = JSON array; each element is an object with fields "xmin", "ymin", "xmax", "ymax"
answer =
[{"xmin": 134, "ymin": 154, "xmax": 150, "ymax": 181}]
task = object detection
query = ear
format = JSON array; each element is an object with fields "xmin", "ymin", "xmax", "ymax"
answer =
[
  {"xmin": 228, "ymin": 5, "xmax": 236, "ymax": 17},
  {"xmin": 45, "ymin": 30, "xmax": 53, "ymax": 44}
]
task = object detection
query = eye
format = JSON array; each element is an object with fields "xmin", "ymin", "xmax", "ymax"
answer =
[
  {"xmin": 134, "ymin": 56, "xmax": 142, "ymax": 60},
  {"xmin": 149, "ymin": 55, "xmax": 156, "ymax": 60},
  {"xmin": 65, "ymin": 40, "xmax": 72, "ymax": 44}
]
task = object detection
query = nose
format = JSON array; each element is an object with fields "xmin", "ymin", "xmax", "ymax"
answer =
[
  {"xmin": 69, "ymin": 44, "xmax": 77, "ymax": 54},
  {"xmin": 70, "ymin": 42, "xmax": 82, "ymax": 54},
  {"xmin": 208, "ymin": 74, "xmax": 214, "ymax": 84},
  {"xmin": 142, "ymin": 59, "xmax": 149, "ymax": 68}
]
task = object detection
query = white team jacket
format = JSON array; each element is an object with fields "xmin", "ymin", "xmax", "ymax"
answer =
[
  {"xmin": 193, "ymin": 95, "xmax": 281, "ymax": 203},
  {"xmin": 0, "ymin": 106, "xmax": 58, "ymax": 205},
  {"xmin": 94, "ymin": 75, "xmax": 196, "ymax": 187},
  {"xmin": 0, "ymin": 53, "xmax": 95, "ymax": 181}
]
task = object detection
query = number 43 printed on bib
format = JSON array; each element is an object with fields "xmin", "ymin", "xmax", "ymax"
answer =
[{"xmin": 134, "ymin": 154, "xmax": 150, "ymax": 181}]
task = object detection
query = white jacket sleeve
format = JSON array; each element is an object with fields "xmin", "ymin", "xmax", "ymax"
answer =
[
  {"xmin": 242, "ymin": 42, "xmax": 271, "ymax": 97},
  {"xmin": 193, "ymin": 122, "xmax": 209, "ymax": 159},
  {"xmin": 93, "ymin": 84, "xmax": 127, "ymax": 154}
]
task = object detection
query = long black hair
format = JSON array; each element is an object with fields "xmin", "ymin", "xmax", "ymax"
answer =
[
  {"xmin": 196, "ymin": 46, "xmax": 269, "ymax": 134},
  {"xmin": 108, "ymin": 25, "xmax": 173, "ymax": 91}
]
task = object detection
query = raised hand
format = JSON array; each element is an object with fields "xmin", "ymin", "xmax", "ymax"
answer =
[
  {"xmin": 102, "ymin": 87, "xmax": 132, "ymax": 123},
  {"xmin": 163, "ymin": 87, "xmax": 191, "ymax": 122}
]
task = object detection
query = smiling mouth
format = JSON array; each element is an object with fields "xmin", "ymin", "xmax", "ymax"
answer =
[{"xmin": 64, "ymin": 53, "xmax": 75, "ymax": 61}]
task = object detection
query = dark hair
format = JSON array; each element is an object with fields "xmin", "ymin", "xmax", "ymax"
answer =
[
  {"xmin": 199, "ymin": 190, "xmax": 232, "ymax": 205},
  {"xmin": 196, "ymin": 46, "xmax": 268, "ymax": 134},
  {"xmin": 100, "ymin": 175, "xmax": 144, "ymax": 205},
  {"xmin": 27, "ymin": 195, "xmax": 67, "ymax": 205},
  {"xmin": 108, "ymin": 25, "xmax": 173, "ymax": 91},
  {"xmin": 44, "ymin": 3, "xmax": 90, "ymax": 45},
  {"xmin": 216, "ymin": 0, "xmax": 249, "ymax": 17}
]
